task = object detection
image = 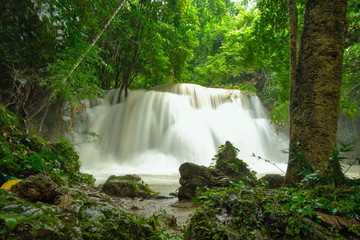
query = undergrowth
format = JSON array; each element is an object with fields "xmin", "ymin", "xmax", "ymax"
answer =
[
  {"xmin": 0, "ymin": 104, "xmax": 94, "ymax": 186},
  {"xmin": 187, "ymin": 180, "xmax": 360, "ymax": 239},
  {"xmin": 184, "ymin": 143, "xmax": 360, "ymax": 239}
]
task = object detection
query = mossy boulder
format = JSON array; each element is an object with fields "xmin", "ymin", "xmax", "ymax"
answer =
[
  {"xmin": 178, "ymin": 141, "xmax": 256, "ymax": 200},
  {"xmin": 178, "ymin": 162, "xmax": 229, "ymax": 200},
  {"xmin": 11, "ymin": 174, "xmax": 60, "ymax": 204},
  {"xmin": 259, "ymin": 174, "xmax": 285, "ymax": 189},
  {"xmin": 102, "ymin": 174, "xmax": 156, "ymax": 198}
]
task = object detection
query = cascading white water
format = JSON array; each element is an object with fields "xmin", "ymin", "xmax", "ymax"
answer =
[{"xmin": 76, "ymin": 84, "xmax": 288, "ymax": 187}]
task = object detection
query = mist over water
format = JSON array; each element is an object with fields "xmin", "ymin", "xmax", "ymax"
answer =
[{"xmin": 75, "ymin": 84, "xmax": 289, "ymax": 185}]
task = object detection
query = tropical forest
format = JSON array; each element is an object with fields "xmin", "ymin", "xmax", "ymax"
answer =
[{"xmin": 1, "ymin": 0, "xmax": 360, "ymax": 239}]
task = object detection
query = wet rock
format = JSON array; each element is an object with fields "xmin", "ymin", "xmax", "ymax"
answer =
[
  {"xmin": 156, "ymin": 212, "xmax": 178, "ymax": 229},
  {"xmin": 178, "ymin": 141, "xmax": 256, "ymax": 200},
  {"xmin": 260, "ymin": 174, "xmax": 285, "ymax": 189},
  {"xmin": 178, "ymin": 162, "xmax": 226, "ymax": 200},
  {"xmin": 57, "ymin": 194, "xmax": 74, "ymax": 211},
  {"xmin": 81, "ymin": 205, "xmax": 106, "ymax": 221},
  {"xmin": 3, "ymin": 203, "xmax": 44, "ymax": 217},
  {"xmin": 131, "ymin": 205, "xmax": 139, "ymax": 210},
  {"xmin": 11, "ymin": 174, "xmax": 59, "ymax": 203},
  {"xmin": 169, "ymin": 192, "xmax": 178, "ymax": 197},
  {"xmin": 300, "ymin": 217, "xmax": 339, "ymax": 240},
  {"xmin": 58, "ymin": 186, "xmax": 87, "ymax": 199},
  {"xmin": 116, "ymin": 174, "xmax": 142, "ymax": 182},
  {"xmin": 152, "ymin": 194, "xmax": 176, "ymax": 199},
  {"xmin": 172, "ymin": 200, "xmax": 199, "ymax": 208},
  {"xmin": 102, "ymin": 174, "xmax": 155, "ymax": 198},
  {"xmin": 69, "ymin": 199, "xmax": 85, "ymax": 214}
]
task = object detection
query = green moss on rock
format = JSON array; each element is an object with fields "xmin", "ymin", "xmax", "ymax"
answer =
[{"xmin": 102, "ymin": 175, "xmax": 158, "ymax": 198}]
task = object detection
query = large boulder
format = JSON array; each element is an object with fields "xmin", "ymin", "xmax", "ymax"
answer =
[
  {"xmin": 102, "ymin": 174, "xmax": 155, "ymax": 198},
  {"xmin": 260, "ymin": 174, "xmax": 285, "ymax": 189},
  {"xmin": 178, "ymin": 141, "xmax": 256, "ymax": 200},
  {"xmin": 11, "ymin": 174, "xmax": 60, "ymax": 203},
  {"xmin": 178, "ymin": 162, "xmax": 229, "ymax": 200}
]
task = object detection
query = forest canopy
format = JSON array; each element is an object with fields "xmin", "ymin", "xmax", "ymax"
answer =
[{"xmin": 0, "ymin": 0, "xmax": 359, "ymax": 130}]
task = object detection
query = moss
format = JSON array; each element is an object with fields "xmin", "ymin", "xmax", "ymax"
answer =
[
  {"xmin": 213, "ymin": 141, "xmax": 256, "ymax": 185},
  {"xmin": 102, "ymin": 176, "xmax": 158, "ymax": 199},
  {"xmin": 0, "ymin": 105, "xmax": 19, "ymax": 132}
]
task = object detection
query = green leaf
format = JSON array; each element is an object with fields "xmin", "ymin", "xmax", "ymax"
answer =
[
  {"xmin": 0, "ymin": 214, "xmax": 24, "ymax": 231},
  {"xmin": 31, "ymin": 158, "xmax": 42, "ymax": 171}
]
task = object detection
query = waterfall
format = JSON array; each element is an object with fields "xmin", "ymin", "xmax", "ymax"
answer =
[{"xmin": 75, "ymin": 84, "xmax": 288, "ymax": 185}]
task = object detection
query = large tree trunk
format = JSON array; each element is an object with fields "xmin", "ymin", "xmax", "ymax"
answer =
[
  {"xmin": 288, "ymin": 0, "xmax": 298, "ymax": 99},
  {"xmin": 285, "ymin": 0, "xmax": 348, "ymax": 185}
]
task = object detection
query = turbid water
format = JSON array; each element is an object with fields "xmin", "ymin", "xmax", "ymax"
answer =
[{"xmin": 73, "ymin": 84, "xmax": 289, "ymax": 193}]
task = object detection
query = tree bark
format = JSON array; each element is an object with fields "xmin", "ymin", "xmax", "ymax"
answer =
[
  {"xmin": 288, "ymin": 0, "xmax": 298, "ymax": 100},
  {"xmin": 285, "ymin": 0, "xmax": 348, "ymax": 185}
]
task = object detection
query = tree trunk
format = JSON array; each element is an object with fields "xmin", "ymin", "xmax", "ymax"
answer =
[
  {"xmin": 285, "ymin": 0, "xmax": 348, "ymax": 185},
  {"xmin": 288, "ymin": 0, "xmax": 298, "ymax": 100}
]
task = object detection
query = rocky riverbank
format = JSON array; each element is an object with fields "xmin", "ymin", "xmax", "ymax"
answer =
[{"xmin": 0, "ymin": 174, "xmax": 196, "ymax": 239}]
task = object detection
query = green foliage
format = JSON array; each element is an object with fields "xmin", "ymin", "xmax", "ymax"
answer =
[
  {"xmin": 2, "ymin": 0, "xmax": 359, "ymax": 133},
  {"xmin": 236, "ymin": 84, "xmax": 258, "ymax": 93},
  {"xmin": 0, "ymin": 105, "xmax": 19, "ymax": 131},
  {"xmin": 192, "ymin": 5, "xmax": 261, "ymax": 87},
  {"xmin": 0, "ymin": 105, "xmax": 95, "ymax": 186},
  {"xmin": 341, "ymin": 42, "xmax": 360, "ymax": 118},
  {"xmin": 289, "ymin": 142, "xmax": 356, "ymax": 188},
  {"xmin": 1, "ymin": 0, "xmax": 128, "ymax": 104},
  {"xmin": 268, "ymin": 101, "xmax": 289, "ymax": 128},
  {"xmin": 0, "ymin": 214, "xmax": 24, "ymax": 231},
  {"xmin": 0, "ymin": 211, "xmax": 63, "ymax": 239},
  {"xmin": 185, "ymin": 142, "xmax": 360, "ymax": 239},
  {"xmin": 189, "ymin": 0, "xmax": 302, "ymax": 130},
  {"xmin": 212, "ymin": 142, "xmax": 240, "ymax": 162},
  {"xmin": 79, "ymin": 207, "xmax": 169, "ymax": 240},
  {"xmin": 96, "ymin": 0, "xmax": 198, "ymax": 92},
  {"xmin": 42, "ymin": 44, "xmax": 104, "ymax": 103},
  {"xmin": 187, "ymin": 178, "xmax": 360, "ymax": 239}
]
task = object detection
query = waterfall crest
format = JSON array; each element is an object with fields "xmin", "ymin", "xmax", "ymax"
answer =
[{"xmin": 76, "ymin": 84, "xmax": 288, "ymax": 182}]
